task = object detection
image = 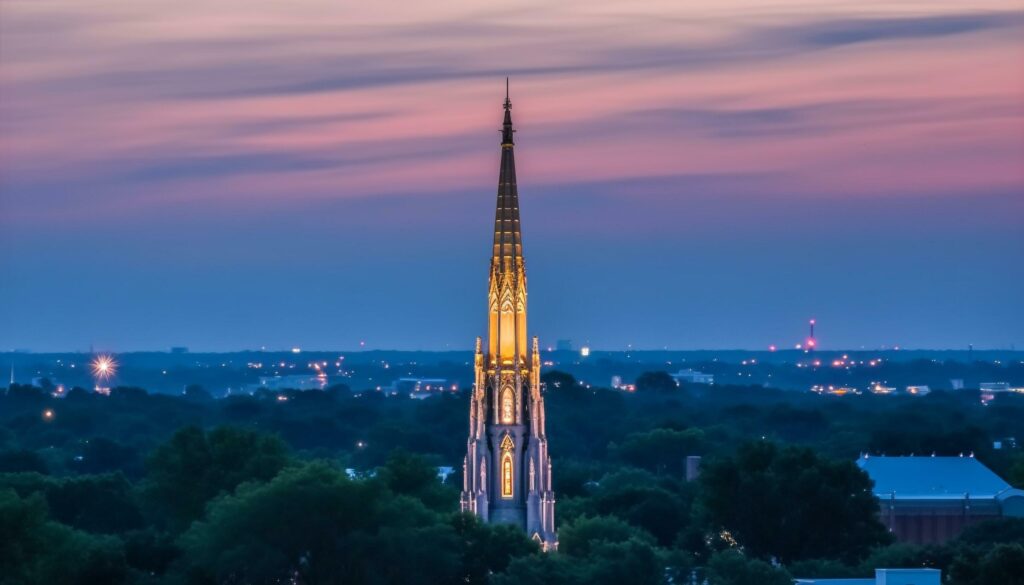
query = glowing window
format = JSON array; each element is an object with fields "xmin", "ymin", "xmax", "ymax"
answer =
[
  {"xmin": 500, "ymin": 387, "xmax": 515, "ymax": 424},
  {"xmin": 502, "ymin": 453, "xmax": 513, "ymax": 498},
  {"xmin": 500, "ymin": 435, "xmax": 514, "ymax": 499}
]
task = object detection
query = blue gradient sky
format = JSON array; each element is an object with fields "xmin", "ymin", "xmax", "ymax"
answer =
[{"xmin": 1, "ymin": 1, "xmax": 1022, "ymax": 351}]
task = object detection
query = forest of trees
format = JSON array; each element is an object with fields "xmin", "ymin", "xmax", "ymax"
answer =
[{"xmin": 2, "ymin": 371, "xmax": 1024, "ymax": 584}]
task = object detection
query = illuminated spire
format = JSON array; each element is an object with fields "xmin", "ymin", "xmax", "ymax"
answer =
[
  {"xmin": 493, "ymin": 78, "xmax": 522, "ymax": 263},
  {"xmin": 464, "ymin": 86, "xmax": 556, "ymax": 548}
]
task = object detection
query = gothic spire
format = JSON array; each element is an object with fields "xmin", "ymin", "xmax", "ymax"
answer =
[{"xmin": 493, "ymin": 78, "xmax": 522, "ymax": 263}]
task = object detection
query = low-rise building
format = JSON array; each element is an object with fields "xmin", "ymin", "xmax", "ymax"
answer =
[
  {"xmin": 905, "ymin": 385, "xmax": 930, "ymax": 396},
  {"xmin": 255, "ymin": 374, "xmax": 327, "ymax": 391},
  {"xmin": 389, "ymin": 377, "xmax": 455, "ymax": 398},
  {"xmin": 980, "ymin": 382, "xmax": 1012, "ymax": 393},
  {"xmin": 857, "ymin": 455, "xmax": 1024, "ymax": 544},
  {"xmin": 795, "ymin": 568, "xmax": 940, "ymax": 585},
  {"xmin": 671, "ymin": 369, "xmax": 714, "ymax": 385}
]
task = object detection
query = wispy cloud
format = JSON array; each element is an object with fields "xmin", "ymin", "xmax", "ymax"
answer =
[{"xmin": 1, "ymin": 1, "xmax": 1022, "ymax": 223}]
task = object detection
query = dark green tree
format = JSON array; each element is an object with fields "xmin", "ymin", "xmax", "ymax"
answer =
[
  {"xmin": 174, "ymin": 461, "xmax": 465, "ymax": 585},
  {"xmin": 376, "ymin": 449, "xmax": 456, "ymax": 512},
  {"xmin": 562, "ymin": 469, "xmax": 692, "ymax": 546},
  {"xmin": 493, "ymin": 553, "xmax": 586, "ymax": 585},
  {"xmin": 142, "ymin": 426, "xmax": 289, "ymax": 530},
  {"xmin": 635, "ymin": 371, "xmax": 678, "ymax": 393},
  {"xmin": 0, "ymin": 449, "xmax": 48, "ymax": 474},
  {"xmin": 698, "ymin": 441, "xmax": 890, "ymax": 563},
  {"xmin": 450, "ymin": 513, "xmax": 537, "ymax": 584},
  {"xmin": 705, "ymin": 550, "xmax": 792, "ymax": 585},
  {"xmin": 0, "ymin": 472, "xmax": 144, "ymax": 534},
  {"xmin": 610, "ymin": 427, "xmax": 705, "ymax": 474},
  {"xmin": 976, "ymin": 544, "xmax": 1024, "ymax": 585},
  {"xmin": 0, "ymin": 488, "xmax": 128, "ymax": 585}
]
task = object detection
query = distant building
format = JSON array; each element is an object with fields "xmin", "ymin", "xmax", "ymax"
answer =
[
  {"xmin": 795, "ymin": 568, "xmax": 940, "ymax": 585},
  {"xmin": 980, "ymin": 382, "xmax": 1024, "ymax": 405},
  {"xmin": 812, "ymin": 385, "xmax": 859, "ymax": 396},
  {"xmin": 905, "ymin": 385, "xmax": 930, "ymax": 396},
  {"xmin": 437, "ymin": 466, "xmax": 455, "ymax": 483},
  {"xmin": 871, "ymin": 383, "xmax": 897, "ymax": 395},
  {"xmin": 255, "ymin": 374, "xmax": 327, "ymax": 391},
  {"xmin": 857, "ymin": 455, "xmax": 1024, "ymax": 544},
  {"xmin": 993, "ymin": 437, "xmax": 1018, "ymax": 450},
  {"xmin": 949, "ymin": 378, "xmax": 964, "ymax": 390},
  {"xmin": 671, "ymin": 369, "xmax": 714, "ymax": 385},
  {"xmin": 170, "ymin": 346, "xmax": 189, "ymax": 354},
  {"xmin": 390, "ymin": 377, "xmax": 454, "ymax": 398},
  {"xmin": 685, "ymin": 455, "xmax": 701, "ymax": 482},
  {"xmin": 610, "ymin": 376, "xmax": 635, "ymax": 392}
]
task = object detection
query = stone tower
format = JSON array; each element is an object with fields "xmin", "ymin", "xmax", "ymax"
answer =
[{"xmin": 460, "ymin": 82, "xmax": 556, "ymax": 550}]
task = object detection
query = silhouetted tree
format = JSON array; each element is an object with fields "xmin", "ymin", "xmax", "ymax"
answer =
[
  {"xmin": 634, "ymin": 371, "xmax": 678, "ymax": 393},
  {"xmin": 699, "ymin": 441, "xmax": 890, "ymax": 563},
  {"xmin": 141, "ymin": 426, "xmax": 288, "ymax": 530}
]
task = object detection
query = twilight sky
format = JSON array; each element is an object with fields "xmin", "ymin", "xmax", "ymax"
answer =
[{"xmin": 1, "ymin": 0, "xmax": 1022, "ymax": 352}]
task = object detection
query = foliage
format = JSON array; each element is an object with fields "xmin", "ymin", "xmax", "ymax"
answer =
[
  {"xmin": 376, "ymin": 449, "xmax": 456, "ymax": 512},
  {"xmin": 141, "ymin": 426, "xmax": 289, "ymax": 530},
  {"xmin": 698, "ymin": 441, "xmax": 891, "ymax": 563},
  {"xmin": 0, "ymin": 472, "xmax": 144, "ymax": 534},
  {"xmin": 634, "ymin": 371, "xmax": 678, "ymax": 393},
  {"xmin": 3, "ymin": 369, "xmax": 1024, "ymax": 584},
  {"xmin": 704, "ymin": 550, "xmax": 792, "ymax": 585},
  {"xmin": 0, "ymin": 449, "xmax": 48, "ymax": 474},
  {"xmin": 174, "ymin": 461, "xmax": 532, "ymax": 585},
  {"xmin": 0, "ymin": 488, "xmax": 128, "ymax": 585},
  {"xmin": 610, "ymin": 427, "xmax": 705, "ymax": 474}
]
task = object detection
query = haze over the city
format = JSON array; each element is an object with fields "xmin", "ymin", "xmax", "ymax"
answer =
[{"xmin": 2, "ymin": 0, "xmax": 1022, "ymax": 351}]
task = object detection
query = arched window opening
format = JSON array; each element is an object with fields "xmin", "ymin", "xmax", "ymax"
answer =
[
  {"xmin": 502, "ymin": 453, "xmax": 513, "ymax": 498},
  {"xmin": 500, "ymin": 387, "xmax": 515, "ymax": 424},
  {"xmin": 500, "ymin": 434, "xmax": 514, "ymax": 499}
]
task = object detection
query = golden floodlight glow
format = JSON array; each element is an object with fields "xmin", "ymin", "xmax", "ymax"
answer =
[{"xmin": 91, "ymin": 355, "xmax": 117, "ymax": 381}]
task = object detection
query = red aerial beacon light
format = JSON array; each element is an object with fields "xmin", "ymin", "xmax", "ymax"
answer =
[{"xmin": 805, "ymin": 319, "xmax": 817, "ymax": 352}]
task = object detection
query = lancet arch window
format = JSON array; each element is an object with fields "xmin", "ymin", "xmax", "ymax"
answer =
[{"xmin": 500, "ymin": 434, "xmax": 514, "ymax": 499}]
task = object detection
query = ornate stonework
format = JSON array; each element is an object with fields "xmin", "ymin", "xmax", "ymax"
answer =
[{"xmin": 460, "ymin": 84, "xmax": 557, "ymax": 550}]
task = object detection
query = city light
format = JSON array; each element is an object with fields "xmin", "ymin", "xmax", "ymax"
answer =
[
  {"xmin": 91, "ymin": 355, "xmax": 117, "ymax": 381},
  {"xmin": 43, "ymin": 409, "xmax": 55, "ymax": 421}
]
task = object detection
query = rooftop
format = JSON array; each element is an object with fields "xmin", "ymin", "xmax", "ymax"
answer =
[{"xmin": 857, "ymin": 455, "xmax": 1016, "ymax": 499}]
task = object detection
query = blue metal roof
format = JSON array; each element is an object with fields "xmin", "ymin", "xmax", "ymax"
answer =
[{"xmin": 857, "ymin": 456, "xmax": 1013, "ymax": 499}]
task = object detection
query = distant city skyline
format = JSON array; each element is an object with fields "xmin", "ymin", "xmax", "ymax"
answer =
[{"xmin": 2, "ymin": 1, "xmax": 1022, "ymax": 352}]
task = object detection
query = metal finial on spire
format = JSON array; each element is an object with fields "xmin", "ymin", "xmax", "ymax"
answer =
[{"xmin": 501, "ymin": 78, "xmax": 514, "ymax": 145}]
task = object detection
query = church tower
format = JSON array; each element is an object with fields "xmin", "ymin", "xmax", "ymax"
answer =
[{"xmin": 460, "ymin": 82, "xmax": 557, "ymax": 550}]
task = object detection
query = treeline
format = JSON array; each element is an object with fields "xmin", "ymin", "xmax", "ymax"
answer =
[{"xmin": 2, "ymin": 372, "xmax": 1024, "ymax": 584}]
